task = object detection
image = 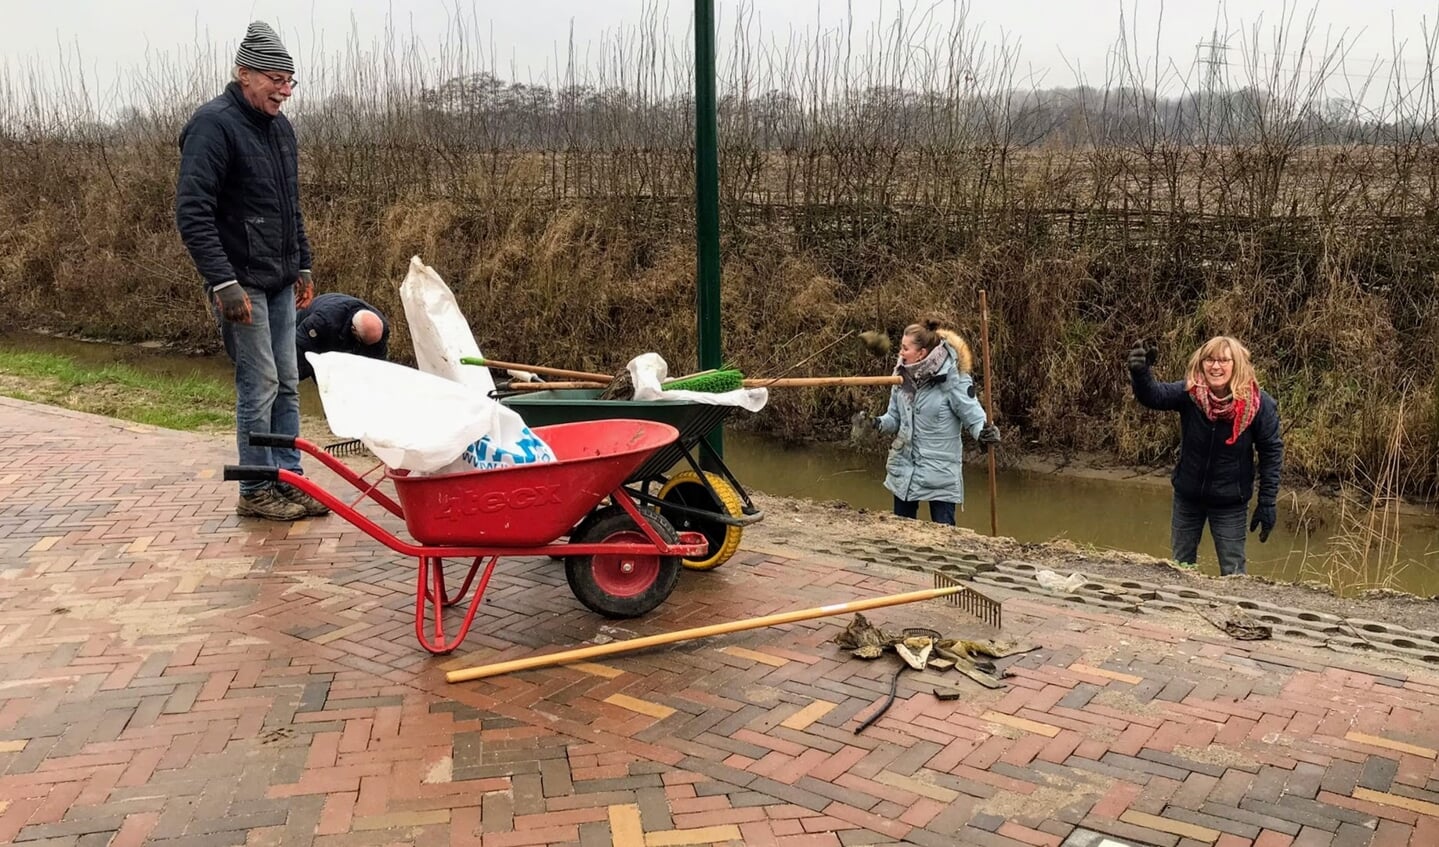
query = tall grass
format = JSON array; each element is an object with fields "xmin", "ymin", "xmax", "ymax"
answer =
[
  {"xmin": 3, "ymin": 2, "xmax": 1439, "ymax": 498},
  {"xmin": 1297, "ymin": 392, "xmax": 1415, "ymax": 596}
]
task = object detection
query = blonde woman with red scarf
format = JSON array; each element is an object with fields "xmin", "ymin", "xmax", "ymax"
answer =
[{"xmin": 1128, "ymin": 336, "xmax": 1284, "ymax": 575}]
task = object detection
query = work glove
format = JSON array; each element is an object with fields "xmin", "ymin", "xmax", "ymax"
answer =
[
  {"xmin": 977, "ymin": 423, "xmax": 1001, "ymax": 445},
  {"xmin": 213, "ymin": 283, "xmax": 252, "ymax": 324},
  {"xmin": 1127, "ymin": 343, "xmax": 1156, "ymax": 374},
  {"xmin": 295, "ymin": 270, "xmax": 314, "ymax": 309},
  {"xmin": 1250, "ymin": 502, "xmax": 1276, "ymax": 543}
]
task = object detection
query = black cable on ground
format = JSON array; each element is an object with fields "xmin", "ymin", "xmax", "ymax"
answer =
[{"xmin": 854, "ymin": 664, "xmax": 905, "ymax": 734}]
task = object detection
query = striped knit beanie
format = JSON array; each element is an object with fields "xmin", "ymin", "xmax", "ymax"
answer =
[{"xmin": 234, "ymin": 21, "xmax": 294, "ymax": 74}]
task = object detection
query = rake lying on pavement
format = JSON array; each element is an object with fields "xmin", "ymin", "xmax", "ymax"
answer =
[{"xmin": 446, "ymin": 571, "xmax": 999, "ymax": 683}]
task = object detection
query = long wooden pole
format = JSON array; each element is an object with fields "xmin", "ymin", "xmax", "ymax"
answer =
[
  {"xmin": 501, "ymin": 375, "xmax": 904, "ymax": 392},
  {"xmin": 445, "ymin": 584, "xmax": 966, "ymax": 683},
  {"xmin": 745, "ymin": 376, "xmax": 900, "ymax": 388},
  {"xmin": 979, "ymin": 289, "xmax": 998, "ymax": 537}
]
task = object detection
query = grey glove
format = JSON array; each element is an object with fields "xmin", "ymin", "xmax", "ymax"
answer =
[
  {"xmin": 977, "ymin": 423, "xmax": 1001, "ymax": 445},
  {"xmin": 213, "ymin": 283, "xmax": 252, "ymax": 324},
  {"xmin": 849, "ymin": 410, "xmax": 881, "ymax": 444}
]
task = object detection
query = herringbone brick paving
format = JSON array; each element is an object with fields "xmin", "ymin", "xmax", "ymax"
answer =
[{"xmin": 2, "ymin": 396, "xmax": 1439, "ymax": 846}]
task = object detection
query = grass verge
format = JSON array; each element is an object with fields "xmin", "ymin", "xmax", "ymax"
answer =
[{"xmin": 0, "ymin": 350, "xmax": 233, "ymax": 431}]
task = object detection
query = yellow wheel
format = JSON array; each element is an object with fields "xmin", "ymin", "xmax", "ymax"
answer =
[{"xmin": 657, "ymin": 471, "xmax": 745, "ymax": 570}]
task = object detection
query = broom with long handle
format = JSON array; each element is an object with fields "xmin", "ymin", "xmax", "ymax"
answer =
[
  {"xmin": 980, "ymin": 289, "xmax": 999, "ymax": 537},
  {"xmin": 446, "ymin": 572, "xmax": 998, "ymax": 683}
]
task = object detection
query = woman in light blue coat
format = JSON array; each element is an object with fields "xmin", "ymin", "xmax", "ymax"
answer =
[{"xmin": 876, "ymin": 318, "xmax": 1000, "ymax": 525}]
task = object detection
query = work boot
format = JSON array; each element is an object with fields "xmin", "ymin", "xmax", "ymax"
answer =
[
  {"xmin": 277, "ymin": 482, "xmax": 330, "ymax": 517},
  {"xmin": 237, "ymin": 487, "xmax": 306, "ymax": 521}
]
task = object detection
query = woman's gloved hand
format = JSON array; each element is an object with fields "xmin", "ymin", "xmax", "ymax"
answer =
[
  {"xmin": 1127, "ymin": 340, "xmax": 1159, "ymax": 373},
  {"xmin": 850, "ymin": 410, "xmax": 880, "ymax": 443},
  {"xmin": 977, "ymin": 423, "xmax": 1001, "ymax": 445}
]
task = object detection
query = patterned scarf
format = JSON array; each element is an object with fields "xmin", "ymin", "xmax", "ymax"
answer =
[
  {"xmin": 895, "ymin": 345, "xmax": 948, "ymax": 397},
  {"xmin": 1189, "ymin": 380, "xmax": 1260, "ymax": 445}
]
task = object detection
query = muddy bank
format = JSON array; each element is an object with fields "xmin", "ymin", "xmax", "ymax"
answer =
[{"xmin": 742, "ymin": 492, "xmax": 1439, "ymax": 634}]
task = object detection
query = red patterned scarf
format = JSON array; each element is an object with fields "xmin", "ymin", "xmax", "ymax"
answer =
[{"xmin": 1189, "ymin": 380, "xmax": 1259, "ymax": 445}]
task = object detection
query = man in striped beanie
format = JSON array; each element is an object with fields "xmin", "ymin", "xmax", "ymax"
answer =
[{"xmin": 175, "ymin": 21, "xmax": 328, "ymax": 521}]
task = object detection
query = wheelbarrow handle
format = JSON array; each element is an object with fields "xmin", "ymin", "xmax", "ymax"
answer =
[
  {"xmin": 223, "ymin": 465, "xmax": 279, "ymax": 482},
  {"xmin": 248, "ymin": 432, "xmax": 296, "ymax": 448}
]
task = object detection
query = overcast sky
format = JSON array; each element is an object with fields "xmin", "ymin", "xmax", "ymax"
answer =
[{"xmin": 5, "ymin": 1, "xmax": 1438, "ymax": 105}]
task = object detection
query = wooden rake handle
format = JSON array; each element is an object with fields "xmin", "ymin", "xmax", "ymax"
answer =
[
  {"xmin": 445, "ymin": 584, "xmax": 967, "ymax": 683},
  {"xmin": 462, "ymin": 357, "xmax": 613, "ymax": 383}
]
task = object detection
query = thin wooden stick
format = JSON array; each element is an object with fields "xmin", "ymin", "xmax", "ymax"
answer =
[
  {"xmin": 979, "ymin": 289, "xmax": 999, "ymax": 537},
  {"xmin": 462, "ymin": 357, "xmax": 613, "ymax": 383},
  {"xmin": 445, "ymin": 584, "xmax": 968, "ymax": 683},
  {"xmin": 501, "ymin": 381, "xmax": 608, "ymax": 391}
]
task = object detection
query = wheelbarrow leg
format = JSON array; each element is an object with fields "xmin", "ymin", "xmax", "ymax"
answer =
[{"xmin": 415, "ymin": 555, "xmax": 498, "ymax": 655}]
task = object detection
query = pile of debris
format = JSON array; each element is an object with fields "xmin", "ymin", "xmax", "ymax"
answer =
[{"xmin": 832, "ymin": 612, "xmax": 1034, "ymax": 734}]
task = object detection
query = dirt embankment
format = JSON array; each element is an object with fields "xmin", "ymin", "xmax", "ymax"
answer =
[{"xmin": 744, "ymin": 492, "xmax": 1439, "ymax": 634}]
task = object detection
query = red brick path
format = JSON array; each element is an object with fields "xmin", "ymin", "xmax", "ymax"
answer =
[{"xmin": 2, "ymin": 397, "xmax": 1438, "ymax": 846}]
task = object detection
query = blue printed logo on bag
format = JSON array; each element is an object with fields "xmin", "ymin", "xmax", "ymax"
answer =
[{"xmin": 461, "ymin": 427, "xmax": 557, "ymax": 470}]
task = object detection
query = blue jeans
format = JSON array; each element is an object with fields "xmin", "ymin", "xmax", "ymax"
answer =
[
  {"xmin": 893, "ymin": 497, "xmax": 957, "ymax": 526},
  {"xmin": 1171, "ymin": 495, "xmax": 1248, "ymax": 575},
  {"xmin": 214, "ymin": 285, "xmax": 302, "ymax": 494}
]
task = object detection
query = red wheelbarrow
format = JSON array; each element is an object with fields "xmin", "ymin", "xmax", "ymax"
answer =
[{"xmin": 223, "ymin": 420, "xmax": 708, "ymax": 654}]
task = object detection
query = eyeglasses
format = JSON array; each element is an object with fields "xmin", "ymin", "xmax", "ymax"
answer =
[
  {"xmin": 257, "ymin": 71, "xmax": 298, "ymax": 89},
  {"xmin": 1203, "ymin": 357, "xmax": 1233, "ymax": 366}
]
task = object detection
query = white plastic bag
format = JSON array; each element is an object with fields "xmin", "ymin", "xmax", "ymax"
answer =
[
  {"xmin": 627, "ymin": 353, "xmax": 769, "ymax": 412},
  {"xmin": 390, "ymin": 256, "xmax": 556, "ymax": 473},
  {"xmin": 398, "ymin": 255, "xmax": 495, "ymax": 396},
  {"xmin": 309, "ymin": 353, "xmax": 557, "ymax": 474},
  {"xmin": 309, "ymin": 353, "xmax": 497, "ymax": 473},
  {"xmin": 1035, "ymin": 570, "xmax": 1087, "ymax": 594}
]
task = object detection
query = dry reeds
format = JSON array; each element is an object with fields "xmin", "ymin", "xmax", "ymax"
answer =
[{"xmin": 1297, "ymin": 392, "xmax": 1415, "ymax": 595}]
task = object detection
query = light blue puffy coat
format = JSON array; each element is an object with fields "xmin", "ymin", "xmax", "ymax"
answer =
[{"xmin": 877, "ymin": 333, "xmax": 989, "ymax": 504}]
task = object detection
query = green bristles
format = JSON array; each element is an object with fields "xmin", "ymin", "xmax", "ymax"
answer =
[{"xmin": 663, "ymin": 368, "xmax": 745, "ymax": 393}]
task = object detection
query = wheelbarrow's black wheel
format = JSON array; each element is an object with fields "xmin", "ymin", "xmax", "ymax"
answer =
[
  {"xmin": 565, "ymin": 509, "xmax": 681, "ymax": 618},
  {"xmin": 658, "ymin": 471, "xmax": 744, "ymax": 571}
]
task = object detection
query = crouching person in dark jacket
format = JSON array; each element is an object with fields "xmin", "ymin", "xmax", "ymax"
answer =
[
  {"xmin": 296, "ymin": 293, "xmax": 389, "ymax": 381},
  {"xmin": 1128, "ymin": 336, "xmax": 1283, "ymax": 575}
]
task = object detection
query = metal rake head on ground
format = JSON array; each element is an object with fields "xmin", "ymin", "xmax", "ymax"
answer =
[{"xmin": 933, "ymin": 570, "xmax": 1002, "ymax": 630}]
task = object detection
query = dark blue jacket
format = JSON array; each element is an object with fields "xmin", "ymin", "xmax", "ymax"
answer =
[
  {"xmin": 1131, "ymin": 366, "xmax": 1284, "ymax": 508},
  {"xmin": 176, "ymin": 82, "xmax": 312, "ymax": 294},
  {"xmin": 296, "ymin": 294, "xmax": 389, "ymax": 380}
]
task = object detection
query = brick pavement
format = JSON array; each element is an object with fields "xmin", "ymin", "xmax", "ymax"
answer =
[{"xmin": 2, "ymin": 396, "xmax": 1439, "ymax": 847}]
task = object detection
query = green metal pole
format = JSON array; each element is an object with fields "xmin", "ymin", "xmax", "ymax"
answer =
[{"xmin": 694, "ymin": 0, "xmax": 723, "ymax": 460}]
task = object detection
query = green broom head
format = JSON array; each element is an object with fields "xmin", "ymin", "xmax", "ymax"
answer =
[{"xmin": 663, "ymin": 368, "xmax": 745, "ymax": 393}]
